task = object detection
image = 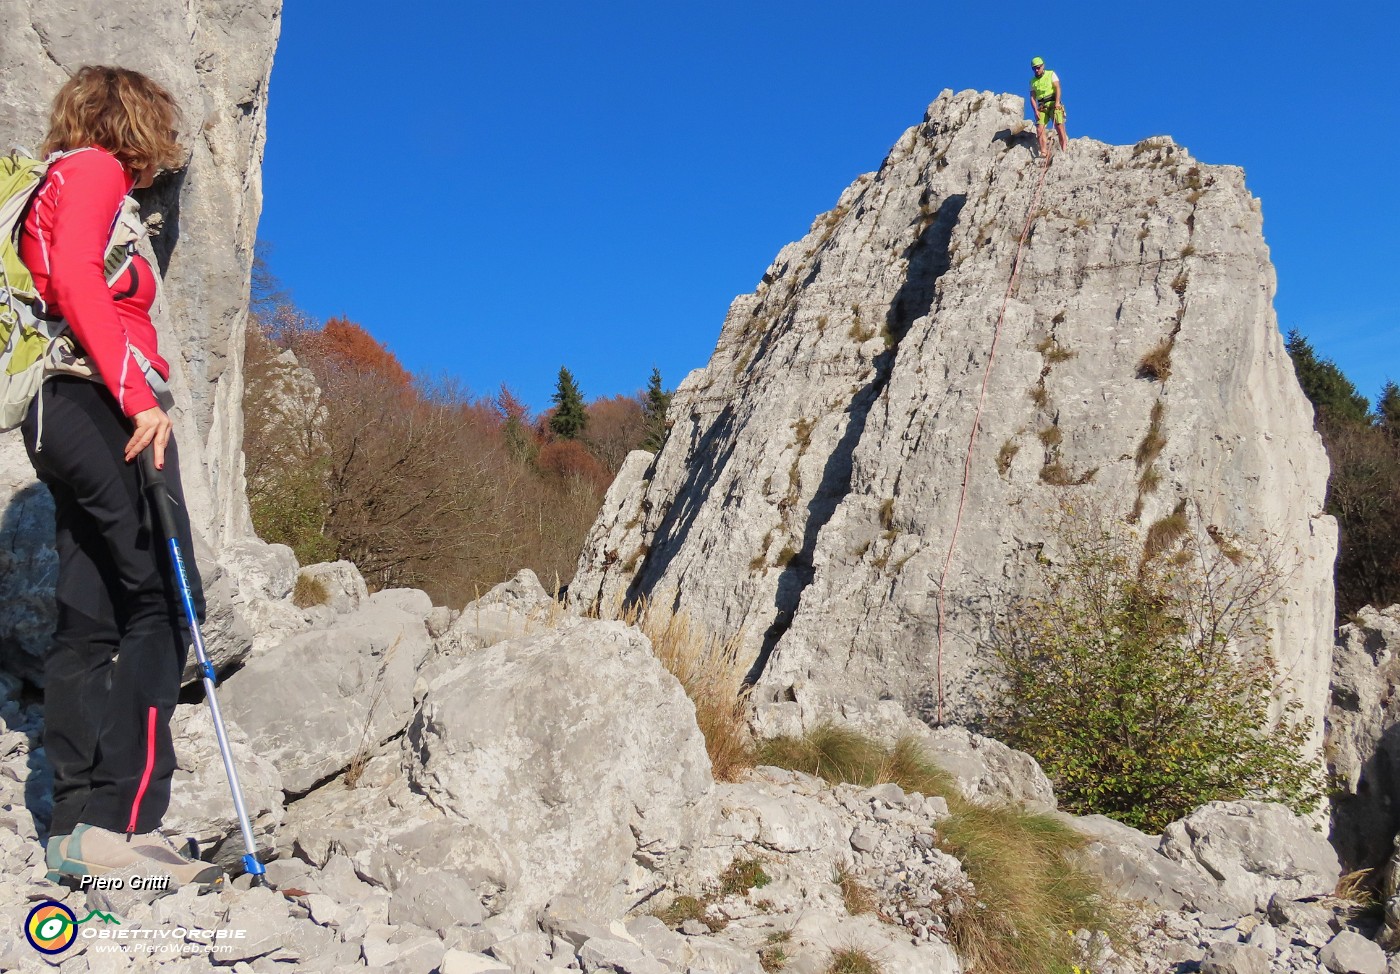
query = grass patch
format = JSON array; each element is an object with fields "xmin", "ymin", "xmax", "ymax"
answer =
[
  {"xmin": 653, "ymin": 894, "xmax": 709, "ymax": 927},
  {"xmin": 828, "ymin": 949, "xmax": 881, "ymax": 974},
  {"xmin": 1138, "ymin": 465, "xmax": 1162, "ymax": 494},
  {"xmin": 1038, "ymin": 425, "xmax": 1063, "ymax": 448},
  {"xmin": 1136, "ymin": 401, "xmax": 1168, "ymax": 468},
  {"xmin": 834, "ymin": 864, "xmax": 878, "ymax": 916},
  {"xmin": 1171, "ymin": 271, "xmax": 1189, "ymax": 295},
  {"xmin": 1028, "ymin": 384, "xmax": 1049, "ymax": 408},
  {"xmin": 760, "ymin": 945, "xmax": 789, "ymax": 973},
  {"xmin": 1143, "ymin": 499, "xmax": 1190, "ymax": 561},
  {"xmin": 617, "ymin": 598, "xmax": 754, "ymax": 781},
  {"xmin": 292, "ymin": 573, "xmax": 330, "ymax": 608},
  {"xmin": 776, "ymin": 544, "xmax": 799, "ymax": 567},
  {"xmin": 1137, "ymin": 339, "xmax": 1174, "ymax": 381},
  {"xmin": 757, "ymin": 724, "xmax": 954, "ymax": 796},
  {"xmin": 720, "ymin": 857, "xmax": 772, "ymax": 896},
  {"xmin": 1039, "ymin": 462, "xmax": 1098, "ymax": 486},
  {"xmin": 879, "ymin": 498, "xmax": 895, "ymax": 530},
  {"xmin": 758, "ymin": 725, "xmax": 1117, "ymax": 974},
  {"xmin": 997, "ymin": 440, "xmax": 1020, "ymax": 476}
]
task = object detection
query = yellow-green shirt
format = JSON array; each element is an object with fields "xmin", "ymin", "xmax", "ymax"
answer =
[{"xmin": 1030, "ymin": 69, "xmax": 1058, "ymax": 103}]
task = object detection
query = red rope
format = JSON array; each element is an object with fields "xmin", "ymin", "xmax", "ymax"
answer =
[{"xmin": 933, "ymin": 157, "xmax": 1051, "ymax": 725}]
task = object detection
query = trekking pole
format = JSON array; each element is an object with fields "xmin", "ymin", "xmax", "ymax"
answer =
[{"xmin": 138, "ymin": 451, "xmax": 267, "ymax": 887}]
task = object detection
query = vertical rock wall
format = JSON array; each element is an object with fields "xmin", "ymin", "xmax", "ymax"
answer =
[
  {"xmin": 0, "ymin": 0, "xmax": 282, "ymax": 677},
  {"xmin": 573, "ymin": 91, "xmax": 1337, "ymax": 748}
]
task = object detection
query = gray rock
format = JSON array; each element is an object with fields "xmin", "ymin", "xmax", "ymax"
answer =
[
  {"xmin": 1200, "ymin": 942, "xmax": 1270, "ymax": 974},
  {"xmin": 296, "ymin": 561, "xmax": 369, "ymax": 614},
  {"xmin": 440, "ymin": 951, "xmax": 513, "ymax": 974},
  {"xmin": 1320, "ymin": 931, "xmax": 1386, "ymax": 974},
  {"xmin": 1160, "ymin": 801, "xmax": 1341, "ymax": 911},
  {"xmin": 407, "ymin": 621, "xmax": 714, "ymax": 922},
  {"xmin": 163, "ymin": 703, "xmax": 283, "ymax": 870},
  {"xmin": 221, "ymin": 540, "xmax": 299, "ymax": 604},
  {"xmin": 578, "ymin": 937, "xmax": 668, "ymax": 974},
  {"xmin": 1328, "ymin": 604, "xmax": 1400, "ymax": 870},
  {"xmin": 440, "ymin": 568, "xmax": 560, "ymax": 654},
  {"xmin": 389, "ymin": 869, "xmax": 488, "ymax": 934},
  {"xmin": 489, "ymin": 931, "xmax": 553, "ymax": 970},
  {"xmin": 914, "ymin": 726, "xmax": 1055, "ymax": 809},
  {"xmin": 1067, "ymin": 812, "xmax": 1239, "ymax": 914},
  {"xmin": 570, "ymin": 89, "xmax": 1336, "ymax": 762},
  {"xmin": 221, "ymin": 599, "xmax": 432, "ymax": 793}
]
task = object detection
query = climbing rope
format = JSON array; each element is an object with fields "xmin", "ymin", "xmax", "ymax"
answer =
[{"xmin": 933, "ymin": 156, "xmax": 1052, "ymax": 725}]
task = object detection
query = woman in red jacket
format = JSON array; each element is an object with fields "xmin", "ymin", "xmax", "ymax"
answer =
[{"xmin": 20, "ymin": 65, "xmax": 222, "ymax": 890}]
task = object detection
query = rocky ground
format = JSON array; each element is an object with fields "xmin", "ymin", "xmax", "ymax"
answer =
[{"xmin": 0, "ymin": 554, "xmax": 1394, "ymax": 973}]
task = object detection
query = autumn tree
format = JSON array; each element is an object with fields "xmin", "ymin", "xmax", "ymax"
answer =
[
  {"xmin": 584, "ymin": 394, "xmax": 647, "ymax": 473},
  {"xmin": 549, "ymin": 367, "xmax": 587, "ymax": 439}
]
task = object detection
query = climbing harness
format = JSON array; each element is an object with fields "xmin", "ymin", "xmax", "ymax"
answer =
[{"xmin": 932, "ymin": 156, "xmax": 1052, "ymax": 725}]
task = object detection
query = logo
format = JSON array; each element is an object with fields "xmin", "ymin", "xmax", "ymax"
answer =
[{"xmin": 24, "ymin": 900, "xmax": 119, "ymax": 954}]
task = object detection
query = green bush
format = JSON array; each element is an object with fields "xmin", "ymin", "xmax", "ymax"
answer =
[{"xmin": 986, "ymin": 505, "xmax": 1320, "ymax": 832}]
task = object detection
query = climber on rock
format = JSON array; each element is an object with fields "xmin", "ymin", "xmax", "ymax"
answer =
[{"xmin": 1029, "ymin": 56, "xmax": 1068, "ymax": 159}]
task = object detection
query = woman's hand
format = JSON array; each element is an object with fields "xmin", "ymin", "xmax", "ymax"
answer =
[{"xmin": 126, "ymin": 406, "xmax": 172, "ymax": 468}]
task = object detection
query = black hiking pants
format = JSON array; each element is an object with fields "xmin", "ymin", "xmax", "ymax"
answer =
[{"xmin": 21, "ymin": 377, "xmax": 204, "ymax": 838}]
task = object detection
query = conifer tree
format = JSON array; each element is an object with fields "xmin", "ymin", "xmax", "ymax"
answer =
[
  {"xmin": 1377, "ymin": 380, "xmax": 1400, "ymax": 439},
  {"xmin": 549, "ymin": 367, "xmax": 588, "ymax": 439},
  {"xmin": 642, "ymin": 367, "xmax": 672, "ymax": 452},
  {"xmin": 1285, "ymin": 330, "xmax": 1371, "ymax": 427}
]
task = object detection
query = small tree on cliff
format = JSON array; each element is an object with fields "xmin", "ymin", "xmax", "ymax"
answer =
[
  {"xmin": 549, "ymin": 367, "xmax": 588, "ymax": 439},
  {"xmin": 642, "ymin": 367, "xmax": 672, "ymax": 453},
  {"xmin": 986, "ymin": 503, "xmax": 1319, "ymax": 832}
]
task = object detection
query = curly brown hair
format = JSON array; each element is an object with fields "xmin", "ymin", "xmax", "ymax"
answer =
[{"xmin": 40, "ymin": 65, "xmax": 185, "ymax": 174}]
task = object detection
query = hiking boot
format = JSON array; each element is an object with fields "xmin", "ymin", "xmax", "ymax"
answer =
[
  {"xmin": 52, "ymin": 823, "xmax": 225, "ymax": 891},
  {"xmin": 44, "ymin": 833, "xmax": 70, "ymax": 884}
]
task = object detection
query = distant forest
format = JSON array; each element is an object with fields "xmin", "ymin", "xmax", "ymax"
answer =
[
  {"xmin": 242, "ymin": 249, "xmax": 669, "ymax": 606},
  {"xmin": 1285, "ymin": 331, "xmax": 1399, "ymax": 618}
]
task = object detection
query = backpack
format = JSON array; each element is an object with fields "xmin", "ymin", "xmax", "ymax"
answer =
[{"xmin": 0, "ymin": 148, "xmax": 143, "ymax": 433}]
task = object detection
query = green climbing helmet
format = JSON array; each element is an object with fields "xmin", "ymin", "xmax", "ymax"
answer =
[{"xmin": 1031, "ymin": 56, "xmax": 1045, "ymax": 67}]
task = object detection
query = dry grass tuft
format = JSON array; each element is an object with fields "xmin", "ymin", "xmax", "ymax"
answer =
[
  {"xmin": 997, "ymin": 440, "xmax": 1020, "ymax": 476},
  {"xmin": 1136, "ymin": 401, "xmax": 1168, "ymax": 468},
  {"xmin": 1137, "ymin": 340, "xmax": 1174, "ymax": 381},
  {"xmin": 618, "ymin": 598, "xmax": 754, "ymax": 781},
  {"xmin": 1038, "ymin": 426, "xmax": 1063, "ymax": 449},
  {"xmin": 879, "ymin": 498, "xmax": 896, "ymax": 531},
  {"xmin": 1143, "ymin": 499, "xmax": 1190, "ymax": 561},
  {"xmin": 292, "ymin": 573, "xmax": 330, "ymax": 608},
  {"xmin": 828, "ymin": 949, "xmax": 881, "ymax": 974},
  {"xmin": 834, "ymin": 864, "xmax": 878, "ymax": 916}
]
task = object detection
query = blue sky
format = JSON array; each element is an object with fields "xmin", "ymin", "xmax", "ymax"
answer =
[{"xmin": 259, "ymin": 0, "xmax": 1398, "ymax": 412}]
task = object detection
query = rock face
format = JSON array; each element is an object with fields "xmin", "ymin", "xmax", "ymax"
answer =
[
  {"xmin": 0, "ymin": 0, "xmax": 282, "ymax": 677},
  {"xmin": 572, "ymin": 90, "xmax": 1336, "ymax": 744},
  {"xmin": 1327, "ymin": 604, "xmax": 1400, "ymax": 870},
  {"xmin": 406, "ymin": 620, "xmax": 715, "ymax": 923}
]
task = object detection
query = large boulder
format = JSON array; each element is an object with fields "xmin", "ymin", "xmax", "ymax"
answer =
[
  {"xmin": 570, "ymin": 90, "xmax": 1336, "ymax": 757},
  {"xmin": 406, "ymin": 619, "xmax": 715, "ymax": 923},
  {"xmin": 1159, "ymin": 800, "xmax": 1341, "ymax": 912},
  {"xmin": 220, "ymin": 600, "xmax": 433, "ymax": 794}
]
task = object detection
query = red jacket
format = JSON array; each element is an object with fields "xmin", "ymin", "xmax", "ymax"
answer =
[{"xmin": 20, "ymin": 147, "xmax": 167, "ymax": 417}]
